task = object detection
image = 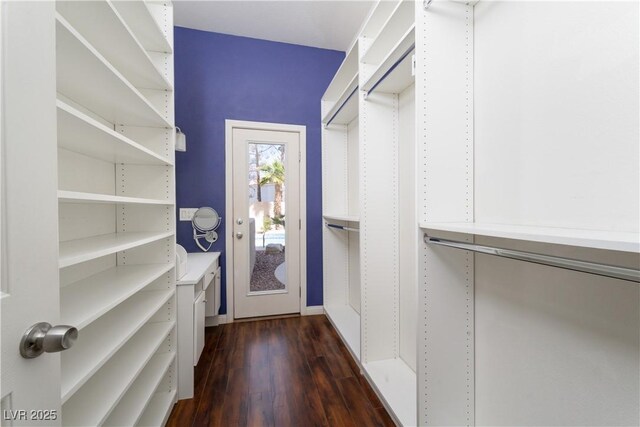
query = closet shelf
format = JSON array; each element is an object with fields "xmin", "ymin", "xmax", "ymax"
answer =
[
  {"xmin": 56, "ymin": 1, "xmax": 172, "ymax": 91},
  {"xmin": 324, "ymin": 305, "xmax": 361, "ymax": 360},
  {"xmin": 57, "ymin": 100, "xmax": 171, "ymax": 166},
  {"xmin": 61, "ymin": 289, "xmax": 173, "ymax": 403},
  {"xmin": 322, "ymin": 74, "xmax": 359, "ymax": 126},
  {"xmin": 362, "ymin": 25, "xmax": 415, "ymax": 94},
  {"xmin": 103, "ymin": 352, "xmax": 175, "ymax": 427},
  {"xmin": 420, "ymin": 222, "xmax": 640, "ymax": 253},
  {"xmin": 59, "ymin": 231, "xmax": 174, "ymax": 269},
  {"xmin": 61, "ymin": 263, "xmax": 173, "ymax": 330},
  {"xmin": 56, "ymin": 14, "xmax": 171, "ymax": 129},
  {"xmin": 361, "ymin": 0, "xmax": 414, "ymax": 66},
  {"xmin": 112, "ymin": 1, "xmax": 173, "ymax": 54},
  {"xmin": 58, "ymin": 190, "xmax": 173, "ymax": 206},
  {"xmin": 62, "ymin": 323, "xmax": 175, "ymax": 426},
  {"xmin": 323, "ymin": 213, "xmax": 360, "ymax": 223},
  {"xmin": 364, "ymin": 358, "xmax": 417, "ymax": 427},
  {"xmin": 322, "ymin": 42, "xmax": 359, "ymax": 104},
  {"xmin": 138, "ymin": 390, "xmax": 177, "ymax": 427}
]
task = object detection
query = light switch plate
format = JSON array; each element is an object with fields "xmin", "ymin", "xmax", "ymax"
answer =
[{"xmin": 179, "ymin": 208, "xmax": 198, "ymax": 221}]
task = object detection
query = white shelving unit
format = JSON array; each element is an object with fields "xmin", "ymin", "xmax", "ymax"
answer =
[
  {"xmin": 55, "ymin": 1, "xmax": 177, "ymax": 425},
  {"xmin": 417, "ymin": 1, "xmax": 640, "ymax": 426},
  {"xmin": 137, "ymin": 390, "xmax": 178, "ymax": 427},
  {"xmin": 322, "ymin": 213, "xmax": 360, "ymax": 223}
]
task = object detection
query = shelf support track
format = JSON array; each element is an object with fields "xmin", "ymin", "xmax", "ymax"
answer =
[
  {"xmin": 326, "ymin": 223, "xmax": 360, "ymax": 233},
  {"xmin": 424, "ymin": 235, "xmax": 640, "ymax": 283},
  {"xmin": 365, "ymin": 43, "xmax": 416, "ymax": 98}
]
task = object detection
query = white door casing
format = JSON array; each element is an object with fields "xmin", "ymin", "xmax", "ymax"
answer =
[
  {"xmin": 0, "ymin": 2, "xmax": 61, "ymax": 425},
  {"xmin": 225, "ymin": 120, "xmax": 307, "ymax": 320}
]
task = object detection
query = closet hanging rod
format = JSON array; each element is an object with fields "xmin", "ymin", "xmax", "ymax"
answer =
[
  {"xmin": 424, "ymin": 235, "xmax": 640, "ymax": 283},
  {"xmin": 326, "ymin": 223, "xmax": 360, "ymax": 233},
  {"xmin": 365, "ymin": 43, "xmax": 415, "ymax": 97},
  {"xmin": 325, "ymin": 85, "xmax": 359, "ymax": 128}
]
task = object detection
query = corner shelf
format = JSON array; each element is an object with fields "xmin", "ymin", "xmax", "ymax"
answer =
[
  {"xmin": 56, "ymin": 1, "xmax": 171, "ymax": 90},
  {"xmin": 59, "ymin": 231, "xmax": 174, "ymax": 269},
  {"xmin": 58, "ymin": 190, "xmax": 173, "ymax": 206},
  {"xmin": 364, "ymin": 358, "xmax": 417, "ymax": 427},
  {"xmin": 323, "ymin": 213, "xmax": 360, "ymax": 223},
  {"xmin": 137, "ymin": 390, "xmax": 178, "ymax": 427},
  {"xmin": 62, "ymin": 322, "xmax": 175, "ymax": 426},
  {"xmin": 57, "ymin": 100, "xmax": 171, "ymax": 166},
  {"xmin": 112, "ymin": 1, "xmax": 173, "ymax": 54},
  {"xmin": 324, "ymin": 305, "xmax": 361, "ymax": 360},
  {"xmin": 103, "ymin": 352, "xmax": 176, "ymax": 427},
  {"xmin": 61, "ymin": 263, "xmax": 173, "ymax": 330},
  {"xmin": 56, "ymin": 14, "xmax": 171, "ymax": 128},
  {"xmin": 420, "ymin": 222, "xmax": 640, "ymax": 253},
  {"xmin": 61, "ymin": 289, "xmax": 173, "ymax": 403}
]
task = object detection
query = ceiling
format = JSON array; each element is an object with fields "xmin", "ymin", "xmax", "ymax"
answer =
[{"xmin": 173, "ymin": 1, "xmax": 375, "ymax": 52}]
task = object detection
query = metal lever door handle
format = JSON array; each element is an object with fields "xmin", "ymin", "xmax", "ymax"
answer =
[
  {"xmin": 236, "ymin": 232, "xmax": 243, "ymax": 239},
  {"xmin": 20, "ymin": 322, "xmax": 78, "ymax": 359}
]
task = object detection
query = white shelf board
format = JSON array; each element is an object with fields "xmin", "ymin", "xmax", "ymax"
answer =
[
  {"xmin": 420, "ymin": 222, "xmax": 640, "ymax": 253},
  {"xmin": 137, "ymin": 390, "xmax": 177, "ymax": 427},
  {"xmin": 61, "ymin": 289, "xmax": 173, "ymax": 402},
  {"xmin": 103, "ymin": 352, "xmax": 176, "ymax": 427},
  {"xmin": 322, "ymin": 74, "xmax": 359, "ymax": 126},
  {"xmin": 56, "ymin": 1, "xmax": 171, "ymax": 90},
  {"xmin": 324, "ymin": 304, "xmax": 361, "ymax": 360},
  {"xmin": 56, "ymin": 14, "xmax": 171, "ymax": 128},
  {"xmin": 112, "ymin": 1, "xmax": 172, "ymax": 53},
  {"xmin": 362, "ymin": 26, "xmax": 415, "ymax": 94},
  {"xmin": 361, "ymin": 0, "xmax": 414, "ymax": 66},
  {"xmin": 364, "ymin": 358, "xmax": 417, "ymax": 427},
  {"xmin": 59, "ymin": 231, "xmax": 174, "ymax": 269},
  {"xmin": 323, "ymin": 213, "xmax": 360, "ymax": 223},
  {"xmin": 57, "ymin": 100, "xmax": 171, "ymax": 166},
  {"xmin": 58, "ymin": 190, "xmax": 172, "ymax": 206},
  {"xmin": 322, "ymin": 42, "xmax": 358, "ymax": 102},
  {"xmin": 61, "ymin": 263, "xmax": 173, "ymax": 330},
  {"xmin": 62, "ymin": 322, "xmax": 175, "ymax": 426}
]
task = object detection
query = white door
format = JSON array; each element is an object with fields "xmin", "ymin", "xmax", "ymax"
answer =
[
  {"xmin": 231, "ymin": 126, "xmax": 301, "ymax": 318},
  {"xmin": 1, "ymin": 2, "xmax": 62, "ymax": 425}
]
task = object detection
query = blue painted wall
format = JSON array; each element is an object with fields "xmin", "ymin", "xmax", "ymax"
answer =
[{"xmin": 174, "ymin": 27, "xmax": 344, "ymax": 314}]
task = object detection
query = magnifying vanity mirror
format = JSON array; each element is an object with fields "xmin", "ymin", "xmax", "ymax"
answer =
[{"xmin": 192, "ymin": 207, "xmax": 221, "ymax": 252}]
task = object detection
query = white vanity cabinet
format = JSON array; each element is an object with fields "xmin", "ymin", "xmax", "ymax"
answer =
[{"xmin": 176, "ymin": 252, "xmax": 221, "ymax": 399}]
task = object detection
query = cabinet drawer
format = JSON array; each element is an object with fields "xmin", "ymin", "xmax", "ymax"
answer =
[
  {"xmin": 205, "ymin": 266, "xmax": 221, "ymax": 317},
  {"xmin": 203, "ymin": 258, "xmax": 218, "ymax": 291}
]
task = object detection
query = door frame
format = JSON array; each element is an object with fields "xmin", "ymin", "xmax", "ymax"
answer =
[{"xmin": 225, "ymin": 119, "xmax": 307, "ymax": 322}]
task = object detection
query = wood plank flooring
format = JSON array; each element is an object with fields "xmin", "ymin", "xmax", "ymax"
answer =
[{"xmin": 166, "ymin": 315, "xmax": 395, "ymax": 427}]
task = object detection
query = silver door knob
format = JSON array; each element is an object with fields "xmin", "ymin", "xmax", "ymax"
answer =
[
  {"xmin": 236, "ymin": 218, "xmax": 244, "ymax": 225},
  {"xmin": 236, "ymin": 232, "xmax": 243, "ymax": 239},
  {"xmin": 20, "ymin": 322, "xmax": 78, "ymax": 359}
]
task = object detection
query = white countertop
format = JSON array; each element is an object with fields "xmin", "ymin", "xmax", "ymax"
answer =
[{"xmin": 177, "ymin": 252, "xmax": 221, "ymax": 286}]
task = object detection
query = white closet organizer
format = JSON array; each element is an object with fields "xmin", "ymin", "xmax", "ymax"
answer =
[
  {"xmin": 55, "ymin": 1, "xmax": 177, "ymax": 426},
  {"xmin": 417, "ymin": 1, "xmax": 639, "ymax": 426},
  {"xmin": 322, "ymin": 1, "xmax": 418, "ymax": 425}
]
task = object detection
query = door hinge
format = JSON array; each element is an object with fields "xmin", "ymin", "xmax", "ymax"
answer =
[
  {"xmin": 299, "ymin": 219, "xmax": 301, "ymax": 230},
  {"xmin": 299, "ymin": 151, "xmax": 301, "ymax": 162}
]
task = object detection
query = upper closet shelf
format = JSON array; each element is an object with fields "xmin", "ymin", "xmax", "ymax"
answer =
[
  {"xmin": 112, "ymin": 1, "xmax": 173, "ymax": 54},
  {"xmin": 57, "ymin": 100, "xmax": 171, "ymax": 166},
  {"xmin": 58, "ymin": 190, "xmax": 173, "ymax": 206},
  {"xmin": 322, "ymin": 74, "xmax": 359, "ymax": 126},
  {"xmin": 59, "ymin": 231, "xmax": 174, "ymax": 269},
  {"xmin": 56, "ymin": 1, "xmax": 171, "ymax": 91},
  {"xmin": 362, "ymin": 25, "xmax": 415, "ymax": 95},
  {"xmin": 361, "ymin": 0, "xmax": 414, "ymax": 66},
  {"xmin": 323, "ymin": 213, "xmax": 360, "ymax": 223},
  {"xmin": 56, "ymin": 14, "xmax": 171, "ymax": 128},
  {"xmin": 421, "ymin": 222, "xmax": 640, "ymax": 253}
]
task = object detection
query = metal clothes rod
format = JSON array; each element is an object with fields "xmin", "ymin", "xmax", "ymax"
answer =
[
  {"xmin": 326, "ymin": 223, "xmax": 360, "ymax": 233},
  {"xmin": 366, "ymin": 43, "xmax": 415, "ymax": 97},
  {"xmin": 424, "ymin": 235, "xmax": 640, "ymax": 283},
  {"xmin": 325, "ymin": 85, "xmax": 359, "ymax": 127}
]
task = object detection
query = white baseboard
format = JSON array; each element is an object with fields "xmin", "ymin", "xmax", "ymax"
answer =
[
  {"xmin": 303, "ymin": 305, "xmax": 324, "ymax": 316},
  {"xmin": 205, "ymin": 314, "xmax": 228, "ymax": 327}
]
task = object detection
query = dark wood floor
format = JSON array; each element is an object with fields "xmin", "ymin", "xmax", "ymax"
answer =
[{"xmin": 166, "ymin": 315, "xmax": 395, "ymax": 427}]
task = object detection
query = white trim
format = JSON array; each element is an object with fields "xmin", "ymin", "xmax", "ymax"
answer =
[
  {"xmin": 303, "ymin": 305, "xmax": 324, "ymax": 316},
  {"xmin": 204, "ymin": 315, "xmax": 228, "ymax": 327},
  {"xmin": 225, "ymin": 120, "xmax": 307, "ymax": 322}
]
